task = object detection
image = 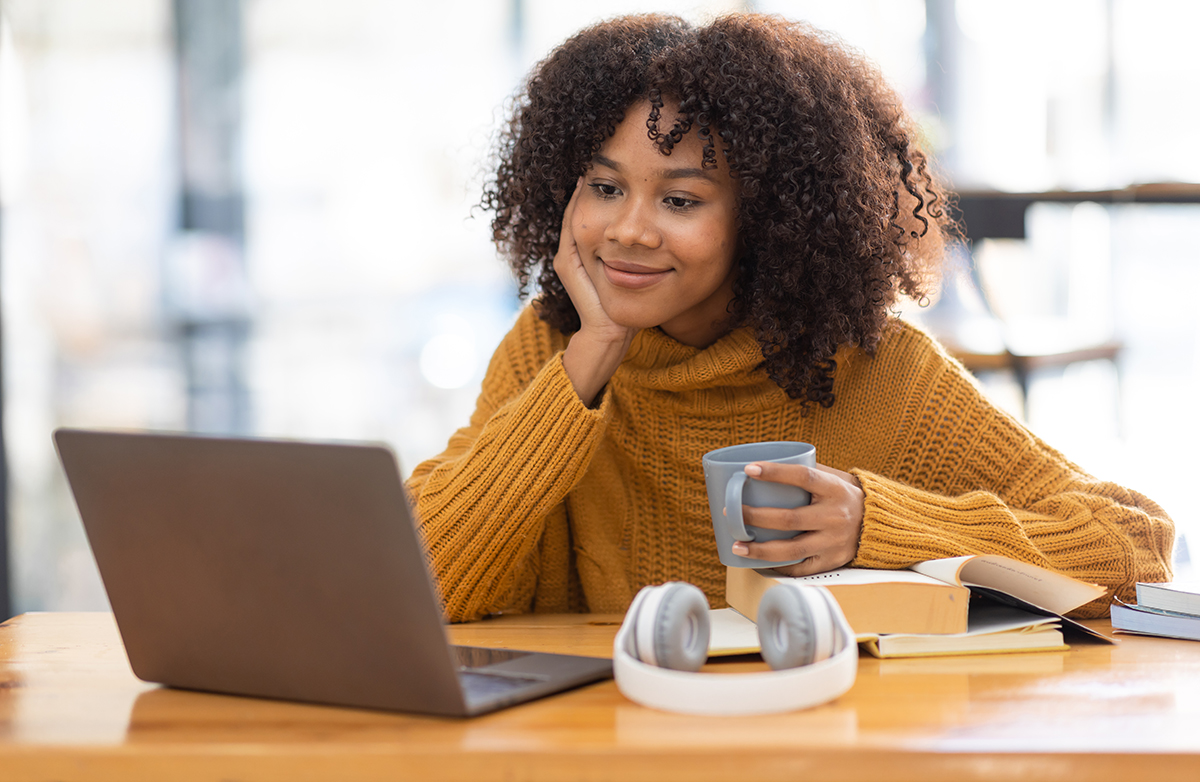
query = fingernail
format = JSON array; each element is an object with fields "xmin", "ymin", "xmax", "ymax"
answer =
[
  {"xmin": 731, "ymin": 542, "xmax": 749, "ymax": 555},
  {"xmin": 745, "ymin": 464, "xmax": 763, "ymax": 477}
]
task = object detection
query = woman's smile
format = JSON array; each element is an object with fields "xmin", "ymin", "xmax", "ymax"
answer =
[{"xmin": 600, "ymin": 258, "xmax": 673, "ymax": 289}]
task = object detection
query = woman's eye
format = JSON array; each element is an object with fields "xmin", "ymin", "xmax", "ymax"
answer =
[
  {"xmin": 589, "ymin": 183, "xmax": 620, "ymax": 197},
  {"xmin": 665, "ymin": 196, "xmax": 697, "ymax": 210}
]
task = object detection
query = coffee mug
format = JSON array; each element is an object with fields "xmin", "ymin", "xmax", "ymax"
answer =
[{"xmin": 702, "ymin": 441, "xmax": 816, "ymax": 568}]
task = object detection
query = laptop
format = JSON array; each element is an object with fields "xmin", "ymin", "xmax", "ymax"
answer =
[{"xmin": 52, "ymin": 428, "xmax": 612, "ymax": 717}]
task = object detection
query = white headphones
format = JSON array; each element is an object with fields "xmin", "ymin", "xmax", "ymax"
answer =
[{"xmin": 613, "ymin": 581, "xmax": 858, "ymax": 715}]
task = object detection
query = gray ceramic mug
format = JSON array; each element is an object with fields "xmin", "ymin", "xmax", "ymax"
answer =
[{"xmin": 702, "ymin": 441, "xmax": 816, "ymax": 568}]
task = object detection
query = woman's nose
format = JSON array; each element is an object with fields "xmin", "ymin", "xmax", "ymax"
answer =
[{"xmin": 605, "ymin": 199, "xmax": 662, "ymax": 249}]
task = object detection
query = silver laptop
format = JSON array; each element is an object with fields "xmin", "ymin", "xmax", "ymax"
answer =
[{"xmin": 53, "ymin": 428, "xmax": 612, "ymax": 717}]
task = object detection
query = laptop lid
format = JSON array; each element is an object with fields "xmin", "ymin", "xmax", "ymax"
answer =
[{"xmin": 52, "ymin": 428, "xmax": 611, "ymax": 717}]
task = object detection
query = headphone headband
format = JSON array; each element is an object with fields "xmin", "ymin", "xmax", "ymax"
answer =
[{"xmin": 614, "ymin": 582, "xmax": 858, "ymax": 716}]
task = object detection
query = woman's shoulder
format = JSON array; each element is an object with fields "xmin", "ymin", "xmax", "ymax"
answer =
[
  {"xmin": 833, "ymin": 315, "xmax": 972, "ymax": 398},
  {"xmin": 839, "ymin": 315, "xmax": 956, "ymax": 369},
  {"xmin": 824, "ymin": 316, "xmax": 993, "ymax": 440},
  {"xmin": 881, "ymin": 315, "xmax": 955, "ymax": 358}
]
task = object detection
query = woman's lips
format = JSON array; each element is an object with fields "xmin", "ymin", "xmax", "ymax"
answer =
[{"xmin": 600, "ymin": 259, "xmax": 671, "ymax": 289}]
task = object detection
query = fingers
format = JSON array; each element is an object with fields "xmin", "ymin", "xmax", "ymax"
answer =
[
  {"xmin": 553, "ymin": 178, "xmax": 598, "ymax": 310},
  {"xmin": 729, "ymin": 532, "xmax": 855, "ymax": 576},
  {"xmin": 560, "ymin": 177, "xmax": 583, "ymax": 237},
  {"xmin": 553, "ymin": 178, "xmax": 584, "ymax": 275},
  {"xmin": 740, "ymin": 503, "xmax": 815, "ymax": 532},
  {"xmin": 730, "ymin": 529, "xmax": 858, "ymax": 575},
  {"xmin": 729, "ymin": 461, "xmax": 865, "ymax": 573},
  {"xmin": 770, "ymin": 556, "xmax": 843, "ymax": 578},
  {"xmin": 738, "ymin": 464, "xmax": 863, "ymax": 531},
  {"xmin": 744, "ymin": 461, "xmax": 856, "ymax": 493}
]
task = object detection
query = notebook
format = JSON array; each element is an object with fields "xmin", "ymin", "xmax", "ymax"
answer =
[{"xmin": 52, "ymin": 428, "xmax": 612, "ymax": 717}]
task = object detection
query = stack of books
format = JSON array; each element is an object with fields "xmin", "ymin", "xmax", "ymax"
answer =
[
  {"xmin": 723, "ymin": 555, "xmax": 1112, "ymax": 658},
  {"xmin": 1111, "ymin": 582, "xmax": 1200, "ymax": 641}
]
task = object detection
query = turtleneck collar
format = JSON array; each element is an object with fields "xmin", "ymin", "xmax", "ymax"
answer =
[{"xmin": 618, "ymin": 325, "xmax": 769, "ymax": 392}]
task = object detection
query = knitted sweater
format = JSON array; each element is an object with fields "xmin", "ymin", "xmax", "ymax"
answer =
[{"xmin": 408, "ymin": 306, "xmax": 1174, "ymax": 622}]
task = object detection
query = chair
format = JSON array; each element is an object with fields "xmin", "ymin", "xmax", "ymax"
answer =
[{"xmin": 915, "ymin": 241, "xmax": 1123, "ymax": 420}]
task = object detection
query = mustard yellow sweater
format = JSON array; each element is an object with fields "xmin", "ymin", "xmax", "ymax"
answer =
[{"xmin": 408, "ymin": 306, "xmax": 1173, "ymax": 622}]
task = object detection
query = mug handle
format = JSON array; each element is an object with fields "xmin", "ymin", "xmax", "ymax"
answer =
[{"xmin": 724, "ymin": 472, "xmax": 756, "ymax": 542}]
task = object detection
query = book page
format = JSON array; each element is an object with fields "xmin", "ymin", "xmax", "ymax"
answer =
[
  {"xmin": 709, "ymin": 606, "xmax": 887, "ymax": 649},
  {"xmin": 706, "ymin": 608, "xmax": 761, "ymax": 655},
  {"xmin": 957, "ymin": 556, "xmax": 1105, "ymax": 615},
  {"xmin": 910, "ymin": 556, "xmax": 972, "ymax": 586},
  {"xmin": 912, "ymin": 555, "xmax": 1107, "ymax": 616}
]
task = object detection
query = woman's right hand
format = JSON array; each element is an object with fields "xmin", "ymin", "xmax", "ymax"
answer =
[{"xmin": 555, "ymin": 178, "xmax": 637, "ymax": 406}]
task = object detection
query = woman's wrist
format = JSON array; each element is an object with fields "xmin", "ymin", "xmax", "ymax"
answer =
[{"xmin": 562, "ymin": 328, "xmax": 635, "ymax": 407}]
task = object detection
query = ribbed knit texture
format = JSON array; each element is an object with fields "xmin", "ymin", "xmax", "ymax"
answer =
[{"xmin": 408, "ymin": 306, "xmax": 1174, "ymax": 622}]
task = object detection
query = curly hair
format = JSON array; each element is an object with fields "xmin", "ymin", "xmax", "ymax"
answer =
[{"xmin": 482, "ymin": 13, "xmax": 954, "ymax": 408}]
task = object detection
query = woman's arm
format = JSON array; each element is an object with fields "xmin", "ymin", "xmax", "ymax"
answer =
[
  {"xmin": 411, "ymin": 181, "xmax": 646, "ymax": 622},
  {"xmin": 850, "ymin": 325, "xmax": 1174, "ymax": 617},
  {"xmin": 732, "ymin": 321, "xmax": 1173, "ymax": 617},
  {"xmin": 407, "ymin": 308, "xmax": 611, "ymax": 622},
  {"xmin": 850, "ymin": 465, "xmax": 1172, "ymax": 617},
  {"xmin": 555, "ymin": 177, "xmax": 638, "ymax": 405}
]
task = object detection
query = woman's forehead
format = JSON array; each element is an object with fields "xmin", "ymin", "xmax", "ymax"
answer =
[{"xmin": 596, "ymin": 100, "xmax": 731, "ymax": 174}]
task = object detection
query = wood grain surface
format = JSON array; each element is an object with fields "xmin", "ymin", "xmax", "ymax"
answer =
[{"xmin": 2, "ymin": 612, "xmax": 1199, "ymax": 781}]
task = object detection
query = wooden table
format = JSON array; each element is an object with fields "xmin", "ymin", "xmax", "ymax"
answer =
[{"xmin": 2, "ymin": 612, "xmax": 1199, "ymax": 781}]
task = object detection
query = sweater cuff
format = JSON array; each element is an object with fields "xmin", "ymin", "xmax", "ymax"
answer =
[
  {"xmin": 542, "ymin": 349, "xmax": 613, "ymax": 424},
  {"xmin": 850, "ymin": 468, "xmax": 972, "ymax": 569},
  {"xmin": 464, "ymin": 349, "xmax": 611, "ymax": 493}
]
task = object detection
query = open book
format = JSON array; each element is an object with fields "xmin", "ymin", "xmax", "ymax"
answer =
[
  {"xmin": 860, "ymin": 603, "xmax": 1068, "ymax": 658},
  {"xmin": 725, "ymin": 555, "xmax": 1112, "ymax": 645},
  {"xmin": 707, "ymin": 602, "xmax": 1069, "ymax": 659}
]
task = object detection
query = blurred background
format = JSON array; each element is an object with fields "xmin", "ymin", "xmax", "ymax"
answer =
[{"xmin": 1, "ymin": 0, "xmax": 1197, "ymax": 617}]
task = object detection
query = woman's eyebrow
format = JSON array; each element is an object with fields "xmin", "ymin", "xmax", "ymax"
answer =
[
  {"xmin": 591, "ymin": 154, "xmax": 623, "ymax": 171},
  {"xmin": 661, "ymin": 167, "xmax": 714, "ymax": 181},
  {"xmin": 592, "ymin": 153, "xmax": 715, "ymax": 181}
]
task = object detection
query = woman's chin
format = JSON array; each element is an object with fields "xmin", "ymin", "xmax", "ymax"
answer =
[
  {"xmin": 607, "ymin": 313, "xmax": 664, "ymax": 333},
  {"xmin": 595, "ymin": 301, "xmax": 665, "ymax": 332}
]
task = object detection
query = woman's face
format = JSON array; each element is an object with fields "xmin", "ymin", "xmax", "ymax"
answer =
[{"xmin": 571, "ymin": 100, "xmax": 740, "ymax": 348}]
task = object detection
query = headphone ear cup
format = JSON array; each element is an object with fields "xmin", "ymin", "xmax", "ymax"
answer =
[
  {"xmin": 758, "ymin": 582, "xmax": 834, "ymax": 670},
  {"xmin": 634, "ymin": 582, "xmax": 710, "ymax": 672}
]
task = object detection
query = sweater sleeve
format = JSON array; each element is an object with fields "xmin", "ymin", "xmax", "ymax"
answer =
[
  {"xmin": 846, "ymin": 323, "xmax": 1174, "ymax": 619},
  {"xmin": 406, "ymin": 308, "xmax": 610, "ymax": 622}
]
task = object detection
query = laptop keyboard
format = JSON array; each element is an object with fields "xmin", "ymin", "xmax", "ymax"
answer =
[{"xmin": 459, "ymin": 671, "xmax": 543, "ymax": 701}]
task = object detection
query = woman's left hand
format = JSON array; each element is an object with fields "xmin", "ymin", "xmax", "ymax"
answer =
[{"xmin": 730, "ymin": 462, "xmax": 865, "ymax": 576}]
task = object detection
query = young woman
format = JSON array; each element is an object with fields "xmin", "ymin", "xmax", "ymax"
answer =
[{"xmin": 407, "ymin": 14, "xmax": 1173, "ymax": 623}]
